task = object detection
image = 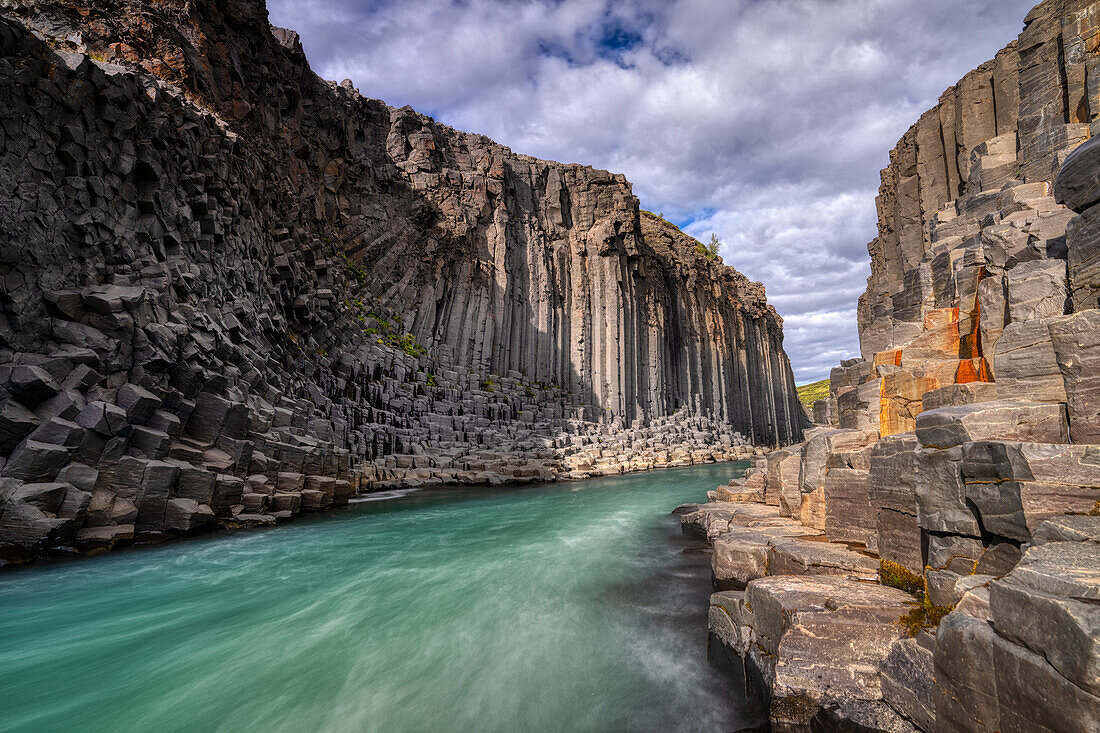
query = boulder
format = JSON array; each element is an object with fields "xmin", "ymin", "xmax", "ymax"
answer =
[
  {"xmin": 728, "ymin": 575, "xmax": 918, "ymax": 729},
  {"xmin": 74, "ymin": 400, "xmax": 129, "ymax": 437},
  {"xmin": 0, "ymin": 440, "xmax": 71, "ymax": 481},
  {"xmin": 0, "ymin": 397, "xmax": 38, "ymax": 454},
  {"xmin": 914, "ymin": 400, "xmax": 1069, "ymax": 448},
  {"xmin": 1032, "ymin": 515, "xmax": 1100, "ymax": 545},
  {"xmin": 1005, "ymin": 259, "xmax": 1068, "ymax": 322},
  {"xmin": 6, "ymin": 364, "xmax": 61, "ymax": 406},
  {"xmin": 163, "ymin": 498, "xmax": 215, "ymax": 533},
  {"xmin": 921, "ymin": 382, "xmax": 997, "ymax": 412},
  {"xmin": 1054, "ymin": 135, "xmax": 1100, "ymax": 213},
  {"xmin": 115, "ymin": 383, "xmax": 161, "ymax": 422},
  {"xmin": 799, "ymin": 429, "xmax": 878, "ymax": 529},
  {"xmin": 774, "ymin": 448, "xmax": 804, "ymax": 518},
  {"xmin": 915, "ymin": 446, "xmax": 980, "ymax": 538},
  {"xmin": 711, "ymin": 522, "xmax": 823, "ymax": 589},
  {"xmin": 960, "ymin": 441, "xmax": 1100, "ymax": 542},
  {"xmin": 766, "ymin": 536, "xmax": 879, "ymax": 579},
  {"xmin": 1066, "ymin": 201, "xmax": 1100, "ymax": 310},
  {"xmin": 934, "ymin": 612, "xmax": 1002, "ymax": 732},
  {"xmin": 990, "ymin": 541, "xmax": 1100, "ymax": 696}
]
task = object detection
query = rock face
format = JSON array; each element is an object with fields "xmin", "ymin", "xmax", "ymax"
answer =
[
  {"xmin": 704, "ymin": 2, "xmax": 1100, "ymax": 730},
  {"xmin": 0, "ymin": 2, "xmax": 805, "ymax": 563}
]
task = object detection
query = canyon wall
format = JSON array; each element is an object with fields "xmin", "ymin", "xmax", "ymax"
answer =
[
  {"xmin": 0, "ymin": 0, "xmax": 804, "ymax": 564},
  {"xmin": 701, "ymin": 1, "xmax": 1100, "ymax": 731}
]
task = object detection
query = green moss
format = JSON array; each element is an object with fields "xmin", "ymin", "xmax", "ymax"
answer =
[
  {"xmin": 880, "ymin": 560, "xmax": 954, "ymax": 636},
  {"xmin": 899, "ymin": 600, "xmax": 955, "ymax": 637},
  {"xmin": 879, "ymin": 560, "xmax": 925, "ymax": 596},
  {"xmin": 340, "ymin": 252, "xmax": 367, "ymax": 285},
  {"xmin": 796, "ymin": 379, "xmax": 830, "ymax": 408}
]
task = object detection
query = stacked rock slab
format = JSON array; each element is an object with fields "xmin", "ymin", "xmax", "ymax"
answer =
[
  {"xmin": 702, "ymin": 1, "xmax": 1100, "ymax": 729},
  {"xmin": 0, "ymin": 2, "xmax": 806, "ymax": 564}
]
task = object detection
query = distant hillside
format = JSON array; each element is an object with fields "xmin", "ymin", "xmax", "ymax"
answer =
[{"xmin": 796, "ymin": 379, "xmax": 830, "ymax": 407}]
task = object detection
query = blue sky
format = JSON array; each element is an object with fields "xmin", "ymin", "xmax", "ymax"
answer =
[{"xmin": 268, "ymin": 0, "xmax": 1037, "ymax": 383}]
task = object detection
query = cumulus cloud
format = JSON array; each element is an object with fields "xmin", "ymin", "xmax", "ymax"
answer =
[{"xmin": 268, "ymin": 0, "xmax": 1036, "ymax": 383}]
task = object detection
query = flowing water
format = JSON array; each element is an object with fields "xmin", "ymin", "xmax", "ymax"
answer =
[{"xmin": 0, "ymin": 463, "xmax": 761, "ymax": 733}]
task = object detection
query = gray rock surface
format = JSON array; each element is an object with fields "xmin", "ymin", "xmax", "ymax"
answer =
[{"xmin": 716, "ymin": 575, "xmax": 917, "ymax": 730}]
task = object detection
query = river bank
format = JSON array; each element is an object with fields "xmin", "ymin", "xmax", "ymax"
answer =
[
  {"xmin": 0, "ymin": 463, "xmax": 763, "ymax": 733},
  {"xmin": 0, "ymin": 443, "xmax": 764, "ymax": 569},
  {"xmin": 684, "ymin": 452, "xmax": 1100, "ymax": 732}
]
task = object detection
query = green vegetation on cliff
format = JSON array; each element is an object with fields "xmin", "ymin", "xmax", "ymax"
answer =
[{"xmin": 796, "ymin": 379, "xmax": 829, "ymax": 407}]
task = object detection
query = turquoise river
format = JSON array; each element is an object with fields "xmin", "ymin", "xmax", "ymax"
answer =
[{"xmin": 0, "ymin": 463, "xmax": 761, "ymax": 732}]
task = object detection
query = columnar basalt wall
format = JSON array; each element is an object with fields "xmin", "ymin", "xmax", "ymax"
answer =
[
  {"xmin": 699, "ymin": 1, "xmax": 1100, "ymax": 731},
  {"xmin": 0, "ymin": 0, "xmax": 804, "ymax": 564}
]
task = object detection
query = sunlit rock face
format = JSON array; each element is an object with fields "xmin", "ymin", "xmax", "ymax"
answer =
[
  {"xmin": 781, "ymin": 1, "xmax": 1100, "ymax": 730},
  {"xmin": 0, "ymin": 0, "xmax": 804, "ymax": 563}
]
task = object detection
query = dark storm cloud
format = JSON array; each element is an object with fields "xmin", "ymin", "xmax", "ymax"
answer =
[{"xmin": 268, "ymin": 0, "xmax": 1037, "ymax": 382}]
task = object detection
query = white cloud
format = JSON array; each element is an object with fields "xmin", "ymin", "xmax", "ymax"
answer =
[{"xmin": 268, "ymin": 0, "xmax": 1037, "ymax": 382}]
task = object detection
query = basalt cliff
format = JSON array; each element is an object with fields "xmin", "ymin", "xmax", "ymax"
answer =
[
  {"xmin": 0, "ymin": 0, "xmax": 804, "ymax": 564},
  {"xmin": 696, "ymin": 1, "xmax": 1100, "ymax": 731}
]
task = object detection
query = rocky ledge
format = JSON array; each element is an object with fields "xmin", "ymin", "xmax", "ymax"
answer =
[
  {"xmin": 690, "ymin": 1, "xmax": 1100, "ymax": 729},
  {"xmin": 682, "ymin": 456, "xmax": 1100, "ymax": 732}
]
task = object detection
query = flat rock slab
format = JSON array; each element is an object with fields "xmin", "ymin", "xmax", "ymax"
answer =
[
  {"xmin": 915, "ymin": 400, "xmax": 1069, "ymax": 448},
  {"xmin": 712, "ymin": 522, "xmax": 824, "ymax": 589},
  {"xmin": 680, "ymin": 501, "xmax": 781, "ymax": 540},
  {"xmin": 766, "ymin": 536, "xmax": 880, "ymax": 580},
  {"xmin": 1032, "ymin": 515, "xmax": 1100, "ymax": 544},
  {"xmin": 713, "ymin": 575, "xmax": 918, "ymax": 730}
]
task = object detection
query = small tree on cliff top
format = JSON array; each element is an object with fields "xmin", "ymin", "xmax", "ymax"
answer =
[{"xmin": 698, "ymin": 233, "xmax": 721, "ymax": 261}]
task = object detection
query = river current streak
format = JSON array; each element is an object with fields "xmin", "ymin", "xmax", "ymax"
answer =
[{"xmin": 0, "ymin": 463, "xmax": 753, "ymax": 733}]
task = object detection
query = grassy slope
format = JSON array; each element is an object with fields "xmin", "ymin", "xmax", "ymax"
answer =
[{"xmin": 796, "ymin": 379, "xmax": 830, "ymax": 407}]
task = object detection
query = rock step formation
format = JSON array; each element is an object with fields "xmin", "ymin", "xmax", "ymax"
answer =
[
  {"xmin": 708, "ymin": 1, "xmax": 1100, "ymax": 729},
  {"xmin": 692, "ymin": 450, "xmax": 1100, "ymax": 730},
  {"xmin": 0, "ymin": 1, "xmax": 804, "ymax": 565}
]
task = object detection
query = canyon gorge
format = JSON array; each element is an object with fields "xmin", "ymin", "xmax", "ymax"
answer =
[
  {"xmin": 0, "ymin": 0, "xmax": 802, "ymax": 565},
  {"xmin": 1, "ymin": 0, "xmax": 1099, "ymax": 732}
]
